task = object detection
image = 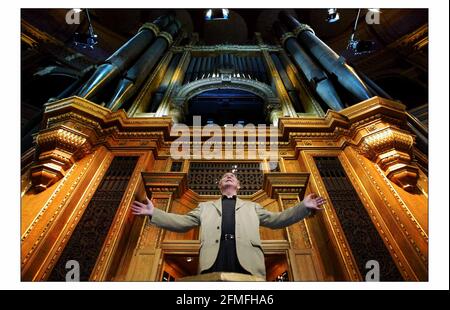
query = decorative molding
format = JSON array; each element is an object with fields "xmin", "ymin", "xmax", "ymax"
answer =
[
  {"xmin": 141, "ymin": 172, "xmax": 188, "ymax": 198},
  {"xmin": 356, "ymin": 126, "xmax": 418, "ymax": 192},
  {"xmin": 21, "ymin": 151, "xmax": 97, "ymax": 271},
  {"xmin": 282, "ymin": 198, "xmax": 311, "ymax": 249},
  {"xmin": 302, "ymin": 152, "xmax": 361, "ymax": 281},
  {"xmin": 170, "ymin": 44, "xmax": 283, "ymax": 53},
  {"xmin": 29, "ymin": 96, "xmax": 173, "ymax": 192},
  {"xmin": 174, "ymin": 76, "xmax": 279, "ymax": 104},
  {"xmin": 37, "ymin": 152, "xmax": 112, "ymax": 280},
  {"xmin": 172, "ymin": 76, "xmax": 282, "ymax": 124},
  {"xmin": 31, "ymin": 125, "xmax": 94, "ymax": 192},
  {"xmin": 337, "ymin": 153, "xmax": 412, "ymax": 280},
  {"xmin": 355, "ymin": 151, "xmax": 428, "ymax": 260},
  {"xmin": 263, "ymin": 172, "xmax": 310, "ymax": 200},
  {"xmin": 281, "ymin": 97, "xmax": 420, "ymax": 192},
  {"xmin": 90, "ymin": 155, "xmax": 145, "ymax": 281}
]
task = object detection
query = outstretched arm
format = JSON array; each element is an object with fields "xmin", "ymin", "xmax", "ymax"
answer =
[
  {"xmin": 131, "ymin": 197, "xmax": 201, "ymax": 232},
  {"xmin": 256, "ymin": 193, "xmax": 326, "ymax": 229}
]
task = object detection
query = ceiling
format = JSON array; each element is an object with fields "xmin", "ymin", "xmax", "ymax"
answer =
[{"xmin": 21, "ymin": 8, "xmax": 428, "ymax": 63}]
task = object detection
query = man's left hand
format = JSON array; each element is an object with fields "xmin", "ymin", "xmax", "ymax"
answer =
[{"xmin": 303, "ymin": 193, "xmax": 326, "ymax": 210}]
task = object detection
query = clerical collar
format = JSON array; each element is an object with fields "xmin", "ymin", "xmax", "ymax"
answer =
[{"xmin": 221, "ymin": 194, "xmax": 237, "ymax": 200}]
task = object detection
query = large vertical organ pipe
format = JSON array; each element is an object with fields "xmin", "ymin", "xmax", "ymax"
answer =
[
  {"xmin": 77, "ymin": 15, "xmax": 174, "ymax": 100},
  {"xmin": 279, "ymin": 11, "xmax": 371, "ymax": 101},
  {"xmin": 274, "ymin": 21, "xmax": 344, "ymax": 111},
  {"xmin": 106, "ymin": 20, "xmax": 181, "ymax": 111}
]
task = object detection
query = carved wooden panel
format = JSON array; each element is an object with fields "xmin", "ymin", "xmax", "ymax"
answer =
[
  {"xmin": 188, "ymin": 162, "xmax": 263, "ymax": 196},
  {"xmin": 314, "ymin": 156, "xmax": 403, "ymax": 281},
  {"xmin": 48, "ymin": 156, "xmax": 138, "ymax": 281}
]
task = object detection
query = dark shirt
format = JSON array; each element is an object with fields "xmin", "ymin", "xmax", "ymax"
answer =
[
  {"xmin": 201, "ymin": 195, "xmax": 250, "ymax": 274},
  {"xmin": 221, "ymin": 195, "xmax": 236, "ymax": 235}
]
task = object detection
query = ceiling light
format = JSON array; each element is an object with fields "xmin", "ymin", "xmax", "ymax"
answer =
[
  {"xmin": 326, "ymin": 8, "xmax": 340, "ymax": 23},
  {"xmin": 347, "ymin": 9, "xmax": 376, "ymax": 55},
  {"xmin": 347, "ymin": 39, "xmax": 376, "ymax": 55},
  {"xmin": 73, "ymin": 9, "xmax": 98, "ymax": 50},
  {"xmin": 205, "ymin": 9, "xmax": 230, "ymax": 21}
]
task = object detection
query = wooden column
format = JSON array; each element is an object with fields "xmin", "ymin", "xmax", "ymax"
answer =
[
  {"xmin": 124, "ymin": 172, "xmax": 187, "ymax": 281},
  {"xmin": 263, "ymin": 172, "xmax": 325, "ymax": 280}
]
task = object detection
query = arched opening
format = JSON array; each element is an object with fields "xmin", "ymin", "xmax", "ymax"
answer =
[{"xmin": 185, "ymin": 88, "xmax": 269, "ymax": 125}]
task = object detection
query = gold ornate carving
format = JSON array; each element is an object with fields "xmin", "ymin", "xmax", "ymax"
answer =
[
  {"xmin": 31, "ymin": 125, "xmax": 94, "ymax": 192},
  {"xmin": 337, "ymin": 152, "xmax": 413, "ymax": 280},
  {"xmin": 353, "ymin": 151, "xmax": 428, "ymax": 262},
  {"xmin": 141, "ymin": 172, "xmax": 187, "ymax": 198},
  {"xmin": 90, "ymin": 155, "xmax": 145, "ymax": 281},
  {"xmin": 21, "ymin": 151, "xmax": 97, "ymax": 271},
  {"xmin": 38, "ymin": 153, "xmax": 114, "ymax": 280},
  {"xmin": 356, "ymin": 126, "xmax": 418, "ymax": 192},
  {"xmin": 29, "ymin": 96, "xmax": 173, "ymax": 192},
  {"xmin": 137, "ymin": 198, "xmax": 170, "ymax": 251},
  {"xmin": 281, "ymin": 97, "xmax": 420, "ymax": 192},
  {"xmin": 263, "ymin": 172, "xmax": 310, "ymax": 200},
  {"xmin": 303, "ymin": 153, "xmax": 361, "ymax": 280},
  {"xmin": 282, "ymin": 198, "xmax": 312, "ymax": 249}
]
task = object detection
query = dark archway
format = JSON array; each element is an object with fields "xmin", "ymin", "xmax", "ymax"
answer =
[{"xmin": 186, "ymin": 88, "xmax": 268, "ymax": 126}]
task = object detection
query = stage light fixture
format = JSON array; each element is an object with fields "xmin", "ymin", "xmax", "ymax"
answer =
[
  {"xmin": 205, "ymin": 9, "xmax": 230, "ymax": 20},
  {"xmin": 326, "ymin": 8, "xmax": 340, "ymax": 23},
  {"xmin": 73, "ymin": 9, "xmax": 98, "ymax": 50},
  {"xmin": 347, "ymin": 9, "xmax": 376, "ymax": 55},
  {"xmin": 347, "ymin": 39, "xmax": 376, "ymax": 55}
]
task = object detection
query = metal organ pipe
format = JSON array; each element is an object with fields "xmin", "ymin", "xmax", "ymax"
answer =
[
  {"xmin": 77, "ymin": 15, "xmax": 174, "ymax": 100},
  {"xmin": 279, "ymin": 11, "xmax": 371, "ymax": 101},
  {"xmin": 106, "ymin": 20, "xmax": 181, "ymax": 111},
  {"xmin": 274, "ymin": 21, "xmax": 343, "ymax": 111}
]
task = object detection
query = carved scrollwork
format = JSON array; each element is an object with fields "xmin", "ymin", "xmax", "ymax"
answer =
[
  {"xmin": 31, "ymin": 125, "xmax": 93, "ymax": 192},
  {"xmin": 28, "ymin": 96, "xmax": 173, "ymax": 192},
  {"xmin": 357, "ymin": 126, "xmax": 419, "ymax": 192}
]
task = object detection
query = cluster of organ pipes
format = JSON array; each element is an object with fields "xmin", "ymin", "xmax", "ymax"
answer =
[
  {"xmin": 183, "ymin": 54, "xmax": 269, "ymax": 84},
  {"xmin": 275, "ymin": 11, "xmax": 372, "ymax": 111},
  {"xmin": 61, "ymin": 11, "xmax": 379, "ymax": 114}
]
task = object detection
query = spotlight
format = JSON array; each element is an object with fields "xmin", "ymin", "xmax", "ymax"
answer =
[
  {"xmin": 326, "ymin": 8, "xmax": 340, "ymax": 23},
  {"xmin": 186, "ymin": 257, "xmax": 193, "ymax": 263},
  {"xmin": 73, "ymin": 9, "xmax": 98, "ymax": 50},
  {"xmin": 347, "ymin": 39, "xmax": 376, "ymax": 55},
  {"xmin": 205, "ymin": 9, "xmax": 230, "ymax": 20},
  {"xmin": 73, "ymin": 32, "xmax": 98, "ymax": 49},
  {"xmin": 347, "ymin": 9, "xmax": 376, "ymax": 55}
]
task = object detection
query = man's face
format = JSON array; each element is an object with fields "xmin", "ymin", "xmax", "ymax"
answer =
[{"xmin": 219, "ymin": 173, "xmax": 240, "ymax": 191}]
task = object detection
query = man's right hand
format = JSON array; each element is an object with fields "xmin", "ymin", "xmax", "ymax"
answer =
[{"xmin": 131, "ymin": 197, "xmax": 154, "ymax": 216}]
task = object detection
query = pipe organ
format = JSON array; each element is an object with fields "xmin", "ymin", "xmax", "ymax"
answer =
[{"xmin": 21, "ymin": 12, "xmax": 428, "ymax": 282}]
